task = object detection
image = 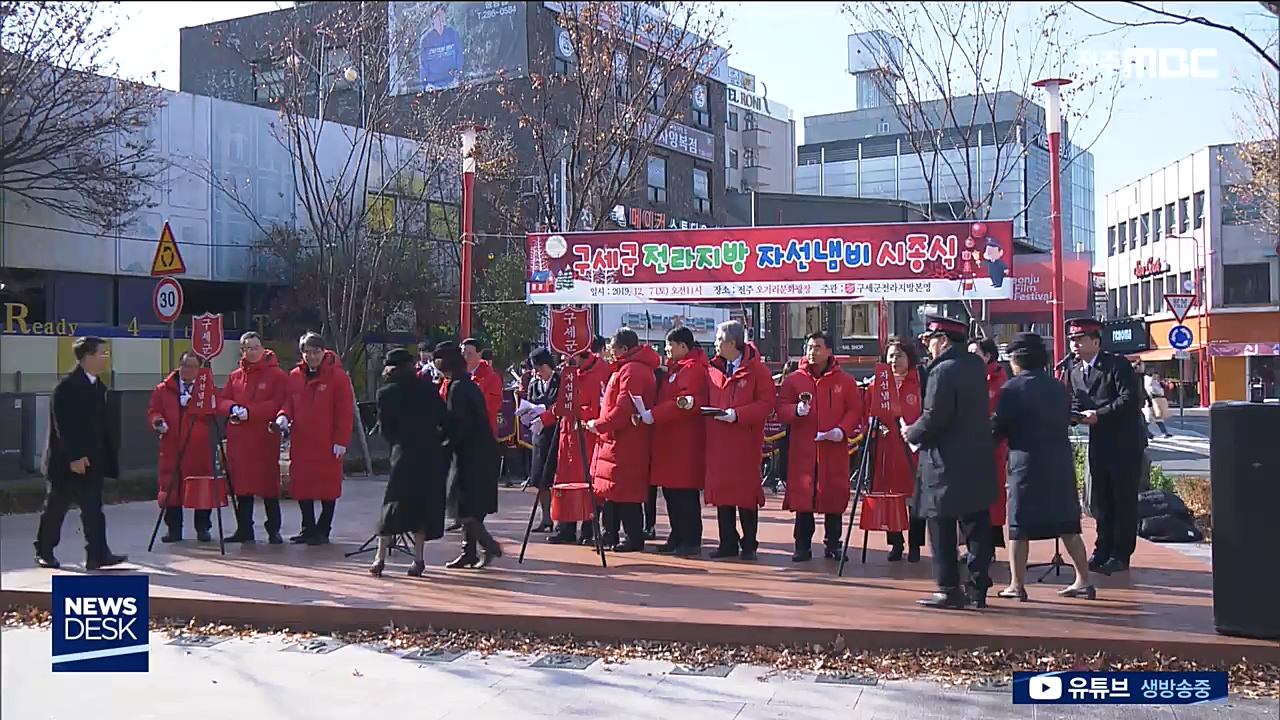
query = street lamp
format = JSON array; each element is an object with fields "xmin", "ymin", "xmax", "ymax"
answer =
[
  {"xmin": 457, "ymin": 123, "xmax": 485, "ymax": 339},
  {"xmin": 1032, "ymin": 77, "xmax": 1072, "ymax": 369},
  {"xmin": 1166, "ymin": 233, "xmax": 1212, "ymax": 407}
]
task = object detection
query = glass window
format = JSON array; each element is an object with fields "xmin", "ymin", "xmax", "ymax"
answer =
[
  {"xmin": 1118, "ymin": 288, "xmax": 1129, "ymax": 316},
  {"xmin": 841, "ymin": 302, "xmax": 878, "ymax": 337},
  {"xmin": 613, "ymin": 51, "xmax": 629, "ymax": 95},
  {"xmin": 1117, "ymin": 222, "xmax": 1128, "ymax": 250},
  {"xmin": 648, "ymin": 66, "xmax": 666, "ymax": 111},
  {"xmin": 1178, "ymin": 271, "xmax": 1192, "ymax": 296},
  {"xmin": 1165, "ymin": 202, "xmax": 1176, "ymax": 235},
  {"xmin": 1164, "ymin": 274, "xmax": 1178, "ymax": 296},
  {"xmin": 727, "ymin": 111, "xmax": 738, "ymax": 132},
  {"xmin": 787, "ymin": 304, "xmax": 823, "ymax": 339},
  {"xmin": 1128, "ymin": 218, "xmax": 1138, "ymax": 250},
  {"xmin": 728, "ymin": 148, "xmax": 738, "ymax": 169},
  {"xmin": 1223, "ymin": 185, "xmax": 1262, "ymax": 224},
  {"xmin": 1107, "ymin": 288, "xmax": 1117, "ymax": 318},
  {"xmin": 1128, "ymin": 285, "xmax": 1139, "ymax": 314},
  {"xmin": 1193, "ymin": 191, "xmax": 1205, "ymax": 229},
  {"xmin": 1139, "ymin": 214, "xmax": 1149, "ymax": 246},
  {"xmin": 1141, "ymin": 279, "xmax": 1152, "ymax": 315},
  {"xmin": 1152, "ymin": 274, "xmax": 1164, "ymax": 312},
  {"xmin": 1107, "ymin": 226, "xmax": 1116, "ymax": 256},
  {"xmin": 692, "ymin": 167, "xmax": 710, "ymax": 214},
  {"xmin": 1223, "ymin": 263, "xmax": 1271, "ymax": 305},
  {"xmin": 1152, "ymin": 207, "xmax": 1162, "ymax": 241},
  {"xmin": 691, "ymin": 83, "xmax": 710, "ymax": 127},
  {"xmin": 646, "ymin": 156, "xmax": 666, "ymax": 204},
  {"xmin": 1178, "ymin": 197, "xmax": 1190, "ymax": 233}
]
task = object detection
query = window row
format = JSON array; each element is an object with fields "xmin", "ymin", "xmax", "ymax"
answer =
[
  {"xmin": 646, "ymin": 155, "xmax": 712, "ymax": 215},
  {"xmin": 1106, "ymin": 192, "xmax": 1203, "ymax": 256}
]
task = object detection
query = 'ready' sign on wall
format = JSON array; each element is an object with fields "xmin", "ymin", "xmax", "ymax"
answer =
[{"xmin": 526, "ymin": 220, "xmax": 1015, "ymax": 305}]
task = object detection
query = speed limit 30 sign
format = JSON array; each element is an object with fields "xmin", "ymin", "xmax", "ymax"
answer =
[{"xmin": 153, "ymin": 277, "xmax": 184, "ymax": 324}]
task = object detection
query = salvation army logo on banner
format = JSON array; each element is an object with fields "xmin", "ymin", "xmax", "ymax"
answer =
[{"xmin": 52, "ymin": 575, "xmax": 149, "ymax": 672}]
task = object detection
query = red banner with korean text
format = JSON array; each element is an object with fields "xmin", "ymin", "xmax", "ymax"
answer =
[
  {"xmin": 189, "ymin": 367, "xmax": 218, "ymax": 417},
  {"xmin": 868, "ymin": 363, "xmax": 903, "ymax": 423},
  {"xmin": 526, "ymin": 220, "xmax": 1015, "ymax": 304}
]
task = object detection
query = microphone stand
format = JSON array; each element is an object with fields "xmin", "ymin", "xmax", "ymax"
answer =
[{"xmin": 1027, "ymin": 359, "xmax": 1077, "ymax": 582}]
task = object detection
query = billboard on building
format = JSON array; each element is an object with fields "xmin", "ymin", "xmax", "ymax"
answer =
[
  {"xmin": 526, "ymin": 220, "xmax": 1016, "ymax": 304},
  {"xmin": 598, "ymin": 304, "xmax": 730, "ymax": 345},
  {"xmin": 386, "ymin": 2, "xmax": 529, "ymax": 95},
  {"xmin": 986, "ymin": 253, "xmax": 1092, "ymax": 316}
]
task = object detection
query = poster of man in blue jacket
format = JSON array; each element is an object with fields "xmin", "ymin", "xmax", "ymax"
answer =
[{"xmin": 419, "ymin": 4, "xmax": 463, "ymax": 91}]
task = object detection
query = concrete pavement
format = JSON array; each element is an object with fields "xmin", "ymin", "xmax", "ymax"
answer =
[{"xmin": 1, "ymin": 628, "xmax": 1271, "ymax": 720}]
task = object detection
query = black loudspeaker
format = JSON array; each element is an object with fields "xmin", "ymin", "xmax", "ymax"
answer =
[{"xmin": 1210, "ymin": 401, "xmax": 1280, "ymax": 640}]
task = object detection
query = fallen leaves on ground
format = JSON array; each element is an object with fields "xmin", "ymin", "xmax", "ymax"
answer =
[
  {"xmin": 4, "ymin": 607, "xmax": 1275, "ymax": 698},
  {"xmin": 1174, "ymin": 477, "xmax": 1212, "ymax": 541}
]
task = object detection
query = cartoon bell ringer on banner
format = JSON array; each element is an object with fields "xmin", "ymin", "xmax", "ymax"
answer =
[{"xmin": 970, "ymin": 222, "xmax": 1008, "ymax": 289}]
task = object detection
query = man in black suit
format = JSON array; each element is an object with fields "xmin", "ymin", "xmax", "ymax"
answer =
[
  {"xmin": 1066, "ymin": 317, "xmax": 1145, "ymax": 575},
  {"xmin": 903, "ymin": 316, "xmax": 999, "ymax": 609},
  {"xmin": 34, "ymin": 336, "xmax": 128, "ymax": 570}
]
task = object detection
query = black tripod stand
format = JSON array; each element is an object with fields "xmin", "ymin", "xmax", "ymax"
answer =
[
  {"xmin": 346, "ymin": 533, "xmax": 414, "ymax": 559},
  {"xmin": 1028, "ymin": 538, "xmax": 1068, "ymax": 581},
  {"xmin": 838, "ymin": 425, "xmax": 877, "ymax": 577},
  {"xmin": 147, "ymin": 406, "xmax": 235, "ymax": 556}
]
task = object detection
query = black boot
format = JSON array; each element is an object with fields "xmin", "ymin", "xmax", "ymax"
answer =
[
  {"xmin": 161, "ymin": 507, "xmax": 182, "ymax": 543},
  {"xmin": 446, "ymin": 525, "xmax": 480, "ymax": 569},
  {"xmin": 471, "ymin": 519, "xmax": 503, "ymax": 569},
  {"xmin": 887, "ymin": 543, "xmax": 904, "ymax": 562},
  {"xmin": 918, "ymin": 590, "xmax": 970, "ymax": 609}
]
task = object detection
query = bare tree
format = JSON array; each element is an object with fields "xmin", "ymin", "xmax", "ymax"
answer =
[
  {"xmin": 1232, "ymin": 37, "xmax": 1280, "ymax": 252},
  {"xmin": 839, "ymin": 2, "xmax": 1120, "ymax": 324},
  {"xmin": 203, "ymin": 3, "xmax": 502, "ymax": 370},
  {"xmin": 496, "ymin": 0, "xmax": 729, "ymax": 234},
  {"xmin": 1066, "ymin": 1, "xmax": 1279, "ymax": 72},
  {"xmin": 0, "ymin": 1, "xmax": 168, "ymax": 229}
]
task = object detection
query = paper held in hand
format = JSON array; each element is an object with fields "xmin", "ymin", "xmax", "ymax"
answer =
[
  {"xmin": 516, "ymin": 399, "xmax": 540, "ymax": 417},
  {"xmin": 630, "ymin": 394, "xmax": 648, "ymax": 415}
]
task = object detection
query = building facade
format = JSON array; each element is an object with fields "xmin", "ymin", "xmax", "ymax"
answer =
[
  {"xmin": 178, "ymin": 1, "xmax": 731, "ymax": 237},
  {"xmin": 723, "ymin": 67, "xmax": 796, "ymax": 194},
  {"xmin": 1102, "ymin": 143, "xmax": 1279, "ymax": 403},
  {"xmin": 795, "ymin": 91, "xmax": 1095, "ymax": 257}
]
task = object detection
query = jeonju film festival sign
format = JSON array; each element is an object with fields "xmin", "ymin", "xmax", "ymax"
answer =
[
  {"xmin": 526, "ymin": 220, "xmax": 1015, "ymax": 304},
  {"xmin": 386, "ymin": 2, "xmax": 529, "ymax": 94}
]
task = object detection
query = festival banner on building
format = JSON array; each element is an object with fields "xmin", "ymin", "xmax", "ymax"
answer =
[{"xmin": 526, "ymin": 221, "xmax": 1015, "ymax": 305}]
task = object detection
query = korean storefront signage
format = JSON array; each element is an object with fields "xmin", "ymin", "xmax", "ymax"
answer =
[{"xmin": 641, "ymin": 113, "xmax": 716, "ymax": 162}]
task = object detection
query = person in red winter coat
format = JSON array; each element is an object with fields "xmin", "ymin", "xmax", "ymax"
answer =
[
  {"xmin": 463, "ymin": 338, "xmax": 504, "ymax": 436},
  {"xmin": 147, "ymin": 351, "xmax": 217, "ymax": 543},
  {"xmin": 704, "ymin": 321, "xmax": 776, "ymax": 561},
  {"xmin": 874, "ymin": 338, "xmax": 928, "ymax": 562},
  {"xmin": 541, "ymin": 336, "xmax": 612, "ymax": 544},
  {"xmin": 777, "ymin": 331, "xmax": 863, "ymax": 562},
  {"xmin": 586, "ymin": 329, "xmax": 660, "ymax": 552},
  {"xmin": 639, "ymin": 326, "xmax": 710, "ymax": 557},
  {"xmin": 274, "ymin": 333, "xmax": 355, "ymax": 545},
  {"xmin": 969, "ymin": 338, "xmax": 1009, "ymax": 560},
  {"xmin": 221, "ymin": 332, "xmax": 289, "ymax": 544}
]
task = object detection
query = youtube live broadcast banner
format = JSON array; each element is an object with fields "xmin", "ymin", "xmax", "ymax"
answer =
[{"xmin": 526, "ymin": 220, "xmax": 1015, "ymax": 305}]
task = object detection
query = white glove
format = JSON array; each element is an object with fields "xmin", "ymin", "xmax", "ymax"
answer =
[
  {"xmin": 333, "ymin": 444, "xmax": 346, "ymax": 458},
  {"xmin": 275, "ymin": 416, "xmax": 290, "ymax": 431},
  {"xmin": 154, "ymin": 420, "xmax": 169, "ymax": 435},
  {"xmin": 714, "ymin": 408, "xmax": 737, "ymax": 423},
  {"xmin": 640, "ymin": 409, "xmax": 654, "ymax": 425},
  {"xmin": 531, "ymin": 417, "xmax": 544, "ymax": 435},
  {"xmin": 796, "ymin": 402, "xmax": 811, "ymax": 417},
  {"xmin": 816, "ymin": 428, "xmax": 845, "ymax": 443},
  {"xmin": 179, "ymin": 394, "xmax": 190, "ymax": 408},
  {"xmin": 234, "ymin": 406, "xmax": 249, "ymax": 421}
]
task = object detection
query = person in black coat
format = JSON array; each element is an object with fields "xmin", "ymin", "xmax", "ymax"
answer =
[
  {"xmin": 370, "ymin": 349, "xmax": 450, "ymax": 578},
  {"xmin": 1065, "ymin": 317, "xmax": 1146, "ymax": 575},
  {"xmin": 992, "ymin": 333, "xmax": 1096, "ymax": 602},
  {"xmin": 523, "ymin": 348, "xmax": 560, "ymax": 532},
  {"xmin": 436, "ymin": 344, "xmax": 503, "ymax": 569},
  {"xmin": 34, "ymin": 337, "xmax": 128, "ymax": 570},
  {"xmin": 903, "ymin": 316, "xmax": 998, "ymax": 609}
]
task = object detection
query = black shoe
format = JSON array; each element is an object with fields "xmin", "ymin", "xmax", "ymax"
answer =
[
  {"xmin": 196, "ymin": 529, "xmax": 213, "ymax": 543},
  {"xmin": 1098, "ymin": 558, "xmax": 1129, "ymax": 575},
  {"xmin": 578, "ymin": 535, "xmax": 596, "ymax": 546},
  {"xmin": 601, "ymin": 533, "xmax": 620, "ymax": 548},
  {"xmin": 965, "ymin": 580, "xmax": 990, "ymax": 609},
  {"xmin": 653, "ymin": 540, "xmax": 678, "ymax": 554},
  {"xmin": 289, "ymin": 530, "xmax": 310, "ymax": 544},
  {"xmin": 907, "ymin": 546, "xmax": 921, "ymax": 563},
  {"xmin": 739, "ymin": 547, "xmax": 758, "ymax": 561},
  {"xmin": 792, "ymin": 548, "xmax": 813, "ymax": 562},
  {"xmin": 305, "ymin": 533, "xmax": 330, "ymax": 546},
  {"xmin": 673, "ymin": 544, "xmax": 702, "ymax": 558},
  {"xmin": 547, "ymin": 533, "xmax": 576, "ymax": 545},
  {"xmin": 267, "ymin": 532, "xmax": 285, "ymax": 545},
  {"xmin": 612, "ymin": 540, "xmax": 645, "ymax": 553},
  {"xmin": 918, "ymin": 591, "xmax": 970, "ymax": 609},
  {"xmin": 225, "ymin": 531, "xmax": 255, "ymax": 544},
  {"xmin": 445, "ymin": 553, "xmax": 479, "ymax": 569},
  {"xmin": 86, "ymin": 554, "xmax": 128, "ymax": 571},
  {"xmin": 408, "ymin": 560, "xmax": 426, "ymax": 577},
  {"xmin": 887, "ymin": 544, "xmax": 904, "ymax": 562},
  {"xmin": 446, "ymin": 521, "xmax": 463, "ymax": 533},
  {"xmin": 160, "ymin": 531, "xmax": 182, "ymax": 543},
  {"xmin": 644, "ymin": 527, "xmax": 657, "ymax": 540},
  {"xmin": 1087, "ymin": 555, "xmax": 1107, "ymax": 572},
  {"xmin": 709, "ymin": 546, "xmax": 739, "ymax": 559},
  {"xmin": 824, "ymin": 546, "xmax": 848, "ymax": 561},
  {"xmin": 35, "ymin": 552, "xmax": 60, "ymax": 569},
  {"xmin": 532, "ymin": 522, "xmax": 554, "ymax": 534}
]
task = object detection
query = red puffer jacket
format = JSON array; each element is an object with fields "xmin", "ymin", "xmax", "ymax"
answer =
[
  {"xmin": 778, "ymin": 357, "xmax": 864, "ymax": 515},
  {"xmin": 649, "ymin": 347, "xmax": 711, "ymax": 491},
  {"xmin": 591, "ymin": 345, "xmax": 661, "ymax": 503}
]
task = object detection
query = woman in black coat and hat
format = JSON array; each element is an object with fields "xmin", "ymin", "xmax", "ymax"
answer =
[
  {"xmin": 371, "ymin": 348, "xmax": 450, "ymax": 577},
  {"xmin": 992, "ymin": 332, "xmax": 1096, "ymax": 601},
  {"xmin": 524, "ymin": 348, "xmax": 560, "ymax": 532},
  {"xmin": 436, "ymin": 343, "xmax": 504, "ymax": 569}
]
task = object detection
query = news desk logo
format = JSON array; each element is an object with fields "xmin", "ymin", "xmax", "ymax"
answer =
[
  {"xmin": 52, "ymin": 575, "xmax": 149, "ymax": 672},
  {"xmin": 1013, "ymin": 671, "xmax": 1228, "ymax": 705},
  {"xmin": 1078, "ymin": 48, "xmax": 1218, "ymax": 80}
]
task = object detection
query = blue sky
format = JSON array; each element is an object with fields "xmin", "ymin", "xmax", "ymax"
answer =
[{"xmin": 106, "ymin": 2, "xmax": 1279, "ymax": 265}]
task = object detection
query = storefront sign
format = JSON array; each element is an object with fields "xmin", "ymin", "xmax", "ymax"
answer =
[
  {"xmin": 987, "ymin": 254, "xmax": 1091, "ymax": 315},
  {"xmin": 1134, "ymin": 257, "xmax": 1170, "ymax": 278},
  {"xmin": 525, "ymin": 220, "xmax": 1016, "ymax": 304},
  {"xmin": 3, "ymin": 302, "xmax": 235, "ymax": 340},
  {"xmin": 609, "ymin": 204, "xmax": 708, "ymax": 231},
  {"xmin": 838, "ymin": 338, "xmax": 881, "ymax": 357},
  {"xmin": 726, "ymin": 86, "xmax": 789, "ymax": 122},
  {"xmin": 641, "ymin": 113, "xmax": 715, "ymax": 162},
  {"xmin": 728, "ymin": 66, "xmax": 756, "ymax": 92},
  {"xmin": 1102, "ymin": 319, "xmax": 1151, "ymax": 355}
]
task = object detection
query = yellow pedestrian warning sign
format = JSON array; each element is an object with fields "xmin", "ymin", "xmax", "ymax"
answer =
[{"xmin": 150, "ymin": 221, "xmax": 187, "ymax": 277}]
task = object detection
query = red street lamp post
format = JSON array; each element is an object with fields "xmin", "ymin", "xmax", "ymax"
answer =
[
  {"xmin": 457, "ymin": 124, "xmax": 485, "ymax": 339},
  {"xmin": 1033, "ymin": 77, "xmax": 1072, "ymax": 368}
]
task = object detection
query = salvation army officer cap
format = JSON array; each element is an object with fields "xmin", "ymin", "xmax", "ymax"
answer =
[
  {"xmin": 1066, "ymin": 317, "xmax": 1104, "ymax": 338},
  {"xmin": 919, "ymin": 315, "xmax": 968, "ymax": 340}
]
